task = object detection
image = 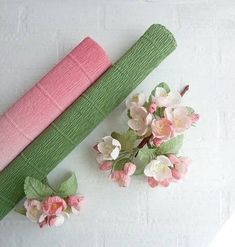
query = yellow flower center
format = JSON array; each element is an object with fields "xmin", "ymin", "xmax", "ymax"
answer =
[
  {"xmin": 31, "ymin": 207, "xmax": 40, "ymax": 218},
  {"xmin": 174, "ymin": 118, "xmax": 182, "ymax": 128},
  {"xmin": 132, "ymin": 95, "xmax": 139, "ymax": 103},
  {"xmin": 155, "ymin": 163, "xmax": 169, "ymax": 173}
]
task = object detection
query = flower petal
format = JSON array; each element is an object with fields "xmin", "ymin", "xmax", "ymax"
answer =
[
  {"xmin": 154, "ymin": 87, "xmax": 167, "ymax": 97},
  {"xmin": 128, "ymin": 119, "xmax": 142, "ymax": 130},
  {"xmin": 144, "ymin": 161, "xmax": 157, "ymax": 177},
  {"xmin": 166, "ymin": 91, "xmax": 181, "ymax": 106},
  {"xmin": 112, "ymin": 138, "xmax": 121, "ymax": 148},
  {"xmin": 110, "ymin": 147, "xmax": 120, "ymax": 160},
  {"xmin": 157, "ymin": 155, "xmax": 173, "ymax": 167}
]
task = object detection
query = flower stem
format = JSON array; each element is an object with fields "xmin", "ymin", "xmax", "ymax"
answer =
[
  {"xmin": 180, "ymin": 85, "xmax": 189, "ymax": 97},
  {"xmin": 137, "ymin": 134, "xmax": 153, "ymax": 149}
]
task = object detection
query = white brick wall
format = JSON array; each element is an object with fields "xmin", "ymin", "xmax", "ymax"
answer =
[{"xmin": 1, "ymin": 0, "xmax": 235, "ymax": 246}]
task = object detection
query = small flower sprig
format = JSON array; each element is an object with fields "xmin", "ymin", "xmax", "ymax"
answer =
[
  {"xmin": 16, "ymin": 173, "xmax": 85, "ymax": 228},
  {"xmin": 93, "ymin": 83, "xmax": 199, "ymax": 188}
]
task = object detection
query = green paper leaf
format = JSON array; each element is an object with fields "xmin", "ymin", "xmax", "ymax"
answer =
[
  {"xmin": 154, "ymin": 107, "xmax": 165, "ymax": 118},
  {"xmin": 148, "ymin": 82, "xmax": 170, "ymax": 103},
  {"xmin": 157, "ymin": 82, "xmax": 170, "ymax": 93},
  {"xmin": 156, "ymin": 135, "xmax": 184, "ymax": 155},
  {"xmin": 138, "ymin": 147, "xmax": 157, "ymax": 164},
  {"xmin": 15, "ymin": 207, "xmax": 26, "ymax": 216},
  {"xmin": 135, "ymin": 147, "xmax": 157, "ymax": 175},
  {"xmin": 186, "ymin": 106, "xmax": 195, "ymax": 114},
  {"xmin": 111, "ymin": 130, "xmax": 137, "ymax": 153},
  {"xmin": 113, "ymin": 158, "xmax": 130, "ymax": 171},
  {"xmin": 57, "ymin": 173, "xmax": 78, "ymax": 198},
  {"xmin": 24, "ymin": 177, "xmax": 53, "ymax": 200}
]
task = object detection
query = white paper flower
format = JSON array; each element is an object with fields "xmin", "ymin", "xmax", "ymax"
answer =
[
  {"xmin": 165, "ymin": 106, "xmax": 192, "ymax": 133},
  {"xmin": 24, "ymin": 199, "xmax": 42, "ymax": 223},
  {"xmin": 152, "ymin": 87, "xmax": 181, "ymax": 107},
  {"xmin": 128, "ymin": 106, "xmax": 152, "ymax": 136},
  {"xmin": 144, "ymin": 155, "xmax": 173, "ymax": 181},
  {"xmin": 126, "ymin": 93, "xmax": 145, "ymax": 109},
  {"xmin": 97, "ymin": 136, "xmax": 121, "ymax": 161}
]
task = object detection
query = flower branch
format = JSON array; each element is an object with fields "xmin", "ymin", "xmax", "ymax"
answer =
[{"xmin": 93, "ymin": 82, "xmax": 199, "ymax": 188}]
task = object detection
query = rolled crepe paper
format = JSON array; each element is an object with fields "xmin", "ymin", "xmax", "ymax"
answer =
[
  {"xmin": 0, "ymin": 37, "xmax": 111, "ymax": 171},
  {"xmin": 0, "ymin": 24, "xmax": 177, "ymax": 220}
]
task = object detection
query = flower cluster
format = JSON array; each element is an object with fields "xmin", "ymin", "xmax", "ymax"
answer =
[
  {"xmin": 16, "ymin": 173, "xmax": 85, "ymax": 228},
  {"xmin": 93, "ymin": 83, "xmax": 199, "ymax": 188}
]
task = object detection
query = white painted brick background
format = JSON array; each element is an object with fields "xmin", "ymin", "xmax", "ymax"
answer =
[{"xmin": 0, "ymin": 0, "xmax": 235, "ymax": 246}]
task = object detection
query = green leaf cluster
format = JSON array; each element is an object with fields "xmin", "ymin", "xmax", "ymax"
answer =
[{"xmin": 24, "ymin": 173, "xmax": 78, "ymax": 200}]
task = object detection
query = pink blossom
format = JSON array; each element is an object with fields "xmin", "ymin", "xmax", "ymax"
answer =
[
  {"xmin": 151, "ymin": 118, "xmax": 174, "ymax": 140},
  {"xmin": 99, "ymin": 161, "xmax": 113, "ymax": 171},
  {"xmin": 67, "ymin": 195, "xmax": 85, "ymax": 215},
  {"xmin": 128, "ymin": 106, "xmax": 152, "ymax": 136},
  {"xmin": 168, "ymin": 154, "xmax": 191, "ymax": 180},
  {"xmin": 42, "ymin": 196, "xmax": 67, "ymax": 216},
  {"xmin": 148, "ymin": 102, "xmax": 157, "ymax": 113},
  {"xmin": 110, "ymin": 163, "xmax": 136, "ymax": 187},
  {"xmin": 165, "ymin": 106, "xmax": 192, "ymax": 133}
]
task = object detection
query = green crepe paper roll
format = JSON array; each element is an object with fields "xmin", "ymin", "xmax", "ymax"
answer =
[{"xmin": 0, "ymin": 24, "xmax": 177, "ymax": 220}]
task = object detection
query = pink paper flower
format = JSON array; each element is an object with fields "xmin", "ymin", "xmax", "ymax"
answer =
[
  {"xmin": 165, "ymin": 106, "xmax": 192, "ymax": 133},
  {"xmin": 24, "ymin": 199, "xmax": 42, "ymax": 223},
  {"xmin": 110, "ymin": 162, "xmax": 136, "ymax": 187},
  {"xmin": 168, "ymin": 154, "xmax": 191, "ymax": 180},
  {"xmin": 42, "ymin": 196, "xmax": 67, "ymax": 216},
  {"xmin": 67, "ymin": 195, "xmax": 85, "ymax": 215},
  {"xmin": 151, "ymin": 118, "xmax": 173, "ymax": 140},
  {"xmin": 128, "ymin": 106, "xmax": 152, "ymax": 136}
]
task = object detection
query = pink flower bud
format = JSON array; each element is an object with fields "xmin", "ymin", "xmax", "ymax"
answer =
[
  {"xmin": 123, "ymin": 162, "xmax": 136, "ymax": 176},
  {"xmin": 99, "ymin": 162, "xmax": 112, "ymax": 171},
  {"xmin": 147, "ymin": 177, "xmax": 159, "ymax": 188},
  {"xmin": 148, "ymin": 102, "xmax": 157, "ymax": 113},
  {"xmin": 93, "ymin": 144, "xmax": 99, "ymax": 152},
  {"xmin": 190, "ymin": 113, "xmax": 200, "ymax": 124},
  {"xmin": 153, "ymin": 137, "xmax": 163, "ymax": 147}
]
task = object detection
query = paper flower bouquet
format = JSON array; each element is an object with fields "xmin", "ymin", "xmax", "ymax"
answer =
[
  {"xmin": 93, "ymin": 83, "xmax": 199, "ymax": 188},
  {"xmin": 16, "ymin": 173, "xmax": 85, "ymax": 228}
]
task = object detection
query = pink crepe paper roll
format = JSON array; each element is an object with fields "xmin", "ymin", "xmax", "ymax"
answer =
[{"xmin": 0, "ymin": 37, "xmax": 111, "ymax": 171}]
